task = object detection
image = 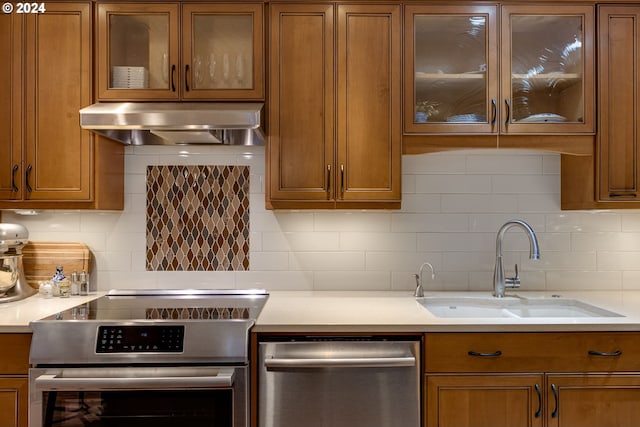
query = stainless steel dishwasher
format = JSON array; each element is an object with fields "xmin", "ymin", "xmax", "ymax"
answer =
[{"xmin": 258, "ymin": 336, "xmax": 421, "ymax": 427}]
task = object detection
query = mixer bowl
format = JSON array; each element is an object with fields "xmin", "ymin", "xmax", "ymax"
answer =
[{"xmin": 0, "ymin": 256, "xmax": 19, "ymax": 296}]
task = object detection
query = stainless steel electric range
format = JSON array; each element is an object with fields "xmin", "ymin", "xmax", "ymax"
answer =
[{"xmin": 28, "ymin": 289, "xmax": 268, "ymax": 427}]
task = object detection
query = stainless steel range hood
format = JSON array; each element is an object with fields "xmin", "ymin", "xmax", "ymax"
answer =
[{"xmin": 80, "ymin": 102, "xmax": 264, "ymax": 146}]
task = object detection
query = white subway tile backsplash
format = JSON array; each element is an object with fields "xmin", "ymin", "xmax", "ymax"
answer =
[
  {"xmin": 622, "ymin": 271, "xmax": 640, "ymax": 290},
  {"xmin": 262, "ymin": 232, "xmax": 340, "ymax": 252},
  {"xmin": 314, "ymin": 271, "xmax": 391, "ymax": 291},
  {"xmin": 289, "ymin": 252, "xmax": 365, "ymax": 271},
  {"xmin": 340, "ymin": 232, "xmax": 416, "ymax": 252},
  {"xmin": 314, "ymin": 212, "xmax": 392, "ymax": 232},
  {"xmin": 418, "ymin": 232, "xmax": 494, "ymax": 252},
  {"xmin": 392, "ymin": 213, "xmax": 469, "ymax": 232},
  {"xmin": 366, "ymin": 252, "xmax": 443, "ymax": 272},
  {"xmin": 547, "ymin": 212, "xmax": 621, "ymax": 232},
  {"xmin": 542, "ymin": 154, "xmax": 561, "ymax": 174},
  {"xmin": 517, "ymin": 194, "xmax": 561, "ymax": 212},
  {"xmin": 416, "ymin": 174, "xmax": 492, "ymax": 194},
  {"xmin": 546, "ymin": 271, "xmax": 622, "ymax": 291},
  {"xmin": 466, "ymin": 154, "xmax": 542, "ymax": 175},
  {"xmin": 6, "ymin": 146, "xmax": 640, "ymax": 292},
  {"xmin": 597, "ymin": 252, "xmax": 640, "ymax": 271},
  {"xmin": 442, "ymin": 194, "xmax": 517, "ymax": 213},
  {"xmin": 491, "ymin": 175, "xmax": 559, "ymax": 194},
  {"xmin": 403, "ymin": 153, "xmax": 467, "ymax": 174},
  {"xmin": 468, "ymin": 214, "xmax": 546, "ymax": 233},
  {"xmin": 247, "ymin": 252, "xmax": 289, "ymax": 271},
  {"xmin": 400, "ymin": 194, "xmax": 441, "ymax": 213}
]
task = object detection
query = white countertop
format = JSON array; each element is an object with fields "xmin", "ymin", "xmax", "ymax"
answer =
[
  {"xmin": 253, "ymin": 290, "xmax": 640, "ymax": 333},
  {"xmin": 0, "ymin": 293, "xmax": 104, "ymax": 333},
  {"xmin": 2, "ymin": 290, "xmax": 640, "ymax": 334}
]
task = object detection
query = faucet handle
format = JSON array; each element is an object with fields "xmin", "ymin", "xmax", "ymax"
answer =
[{"xmin": 505, "ymin": 263, "xmax": 521, "ymax": 288}]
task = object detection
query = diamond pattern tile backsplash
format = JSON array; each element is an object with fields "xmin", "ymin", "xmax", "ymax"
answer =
[{"xmin": 146, "ymin": 165, "xmax": 250, "ymax": 271}]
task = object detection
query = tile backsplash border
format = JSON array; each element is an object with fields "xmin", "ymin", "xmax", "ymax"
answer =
[{"xmin": 4, "ymin": 145, "xmax": 640, "ymax": 292}]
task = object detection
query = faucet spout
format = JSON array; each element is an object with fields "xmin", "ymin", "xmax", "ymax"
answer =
[
  {"xmin": 414, "ymin": 262, "xmax": 435, "ymax": 298},
  {"xmin": 493, "ymin": 219, "xmax": 540, "ymax": 298}
]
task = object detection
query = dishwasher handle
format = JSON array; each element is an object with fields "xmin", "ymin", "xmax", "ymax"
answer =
[{"xmin": 264, "ymin": 355, "xmax": 416, "ymax": 370}]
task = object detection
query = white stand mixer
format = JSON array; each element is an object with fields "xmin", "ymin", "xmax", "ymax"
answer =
[{"xmin": 0, "ymin": 223, "xmax": 38, "ymax": 303}]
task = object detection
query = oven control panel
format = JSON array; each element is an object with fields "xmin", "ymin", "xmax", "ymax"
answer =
[{"xmin": 96, "ymin": 325, "xmax": 185, "ymax": 353}]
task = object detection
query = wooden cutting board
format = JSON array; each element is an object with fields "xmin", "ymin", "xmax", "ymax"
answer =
[{"xmin": 21, "ymin": 242, "xmax": 91, "ymax": 288}]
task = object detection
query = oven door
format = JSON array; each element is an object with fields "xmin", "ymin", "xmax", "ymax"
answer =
[{"xmin": 29, "ymin": 366, "xmax": 247, "ymax": 427}]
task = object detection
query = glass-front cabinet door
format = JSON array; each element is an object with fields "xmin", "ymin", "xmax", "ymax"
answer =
[
  {"xmin": 404, "ymin": 6, "xmax": 498, "ymax": 134},
  {"xmin": 182, "ymin": 3, "xmax": 263, "ymax": 99},
  {"xmin": 98, "ymin": 3, "xmax": 180, "ymax": 100},
  {"xmin": 501, "ymin": 5, "xmax": 594, "ymax": 133},
  {"xmin": 405, "ymin": 5, "xmax": 594, "ymax": 135},
  {"xmin": 97, "ymin": 3, "xmax": 263, "ymax": 100}
]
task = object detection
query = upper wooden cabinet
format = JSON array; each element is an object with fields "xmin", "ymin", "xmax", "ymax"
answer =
[
  {"xmin": 597, "ymin": 5, "xmax": 640, "ymax": 203},
  {"xmin": 0, "ymin": 2, "xmax": 123, "ymax": 210},
  {"xmin": 561, "ymin": 5, "xmax": 640, "ymax": 209},
  {"xmin": 267, "ymin": 3, "xmax": 401, "ymax": 209},
  {"xmin": 97, "ymin": 2, "xmax": 264, "ymax": 100},
  {"xmin": 404, "ymin": 4, "xmax": 595, "ymax": 135}
]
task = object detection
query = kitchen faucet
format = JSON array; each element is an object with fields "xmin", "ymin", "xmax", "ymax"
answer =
[
  {"xmin": 493, "ymin": 219, "xmax": 540, "ymax": 298},
  {"xmin": 414, "ymin": 262, "xmax": 435, "ymax": 297}
]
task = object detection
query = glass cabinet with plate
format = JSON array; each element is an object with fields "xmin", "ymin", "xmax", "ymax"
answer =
[
  {"xmin": 404, "ymin": 4, "xmax": 594, "ymax": 135},
  {"xmin": 97, "ymin": 3, "xmax": 263, "ymax": 100}
]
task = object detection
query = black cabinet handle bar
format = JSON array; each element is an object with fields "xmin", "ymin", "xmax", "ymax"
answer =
[
  {"xmin": 11, "ymin": 164, "xmax": 18, "ymax": 192},
  {"xmin": 588, "ymin": 350, "xmax": 622, "ymax": 357},
  {"xmin": 468, "ymin": 350, "xmax": 502, "ymax": 357}
]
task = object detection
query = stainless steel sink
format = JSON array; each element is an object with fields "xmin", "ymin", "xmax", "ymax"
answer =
[{"xmin": 418, "ymin": 296, "xmax": 624, "ymax": 318}]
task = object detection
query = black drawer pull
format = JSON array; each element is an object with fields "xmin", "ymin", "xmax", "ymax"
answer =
[
  {"xmin": 468, "ymin": 350, "xmax": 502, "ymax": 357},
  {"xmin": 551, "ymin": 384, "xmax": 559, "ymax": 418},
  {"xmin": 609, "ymin": 193, "xmax": 637, "ymax": 198},
  {"xmin": 588, "ymin": 350, "xmax": 622, "ymax": 357},
  {"xmin": 534, "ymin": 384, "xmax": 542, "ymax": 418}
]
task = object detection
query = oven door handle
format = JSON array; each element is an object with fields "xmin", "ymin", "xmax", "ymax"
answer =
[
  {"xmin": 34, "ymin": 368, "xmax": 235, "ymax": 390},
  {"xmin": 264, "ymin": 356, "xmax": 416, "ymax": 370}
]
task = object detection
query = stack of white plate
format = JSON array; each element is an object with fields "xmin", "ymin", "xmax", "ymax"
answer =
[{"xmin": 111, "ymin": 66, "xmax": 149, "ymax": 89}]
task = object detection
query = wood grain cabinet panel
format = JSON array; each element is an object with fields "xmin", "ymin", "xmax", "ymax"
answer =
[
  {"xmin": 0, "ymin": 3, "xmax": 123, "ymax": 210},
  {"xmin": 0, "ymin": 334, "xmax": 31, "ymax": 427},
  {"xmin": 426, "ymin": 374, "xmax": 543, "ymax": 427},
  {"xmin": 546, "ymin": 375, "xmax": 640, "ymax": 427},
  {"xmin": 562, "ymin": 6, "xmax": 640, "ymax": 209},
  {"xmin": 267, "ymin": 3, "xmax": 401, "ymax": 209},
  {"xmin": 425, "ymin": 332, "xmax": 640, "ymax": 427}
]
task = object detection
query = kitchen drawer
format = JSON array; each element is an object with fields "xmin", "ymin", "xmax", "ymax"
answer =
[
  {"xmin": 425, "ymin": 332, "xmax": 640, "ymax": 373},
  {"xmin": 0, "ymin": 334, "xmax": 31, "ymax": 375}
]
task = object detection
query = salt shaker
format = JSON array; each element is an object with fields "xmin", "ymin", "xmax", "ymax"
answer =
[{"xmin": 79, "ymin": 271, "xmax": 89, "ymax": 295}]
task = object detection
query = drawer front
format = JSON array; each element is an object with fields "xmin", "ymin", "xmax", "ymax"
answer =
[
  {"xmin": 425, "ymin": 332, "xmax": 640, "ymax": 373},
  {"xmin": 0, "ymin": 334, "xmax": 31, "ymax": 375}
]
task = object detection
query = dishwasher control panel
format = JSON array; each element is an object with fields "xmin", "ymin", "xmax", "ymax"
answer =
[{"xmin": 96, "ymin": 325, "xmax": 184, "ymax": 353}]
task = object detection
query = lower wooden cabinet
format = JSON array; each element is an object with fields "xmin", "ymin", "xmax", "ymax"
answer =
[
  {"xmin": 426, "ymin": 374, "xmax": 543, "ymax": 427},
  {"xmin": 425, "ymin": 332, "xmax": 640, "ymax": 427},
  {"xmin": 0, "ymin": 377, "xmax": 28, "ymax": 427},
  {"xmin": 548, "ymin": 375, "xmax": 640, "ymax": 427},
  {"xmin": 0, "ymin": 334, "xmax": 31, "ymax": 427}
]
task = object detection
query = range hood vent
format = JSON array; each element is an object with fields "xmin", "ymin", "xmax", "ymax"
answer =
[{"xmin": 80, "ymin": 102, "xmax": 264, "ymax": 146}]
